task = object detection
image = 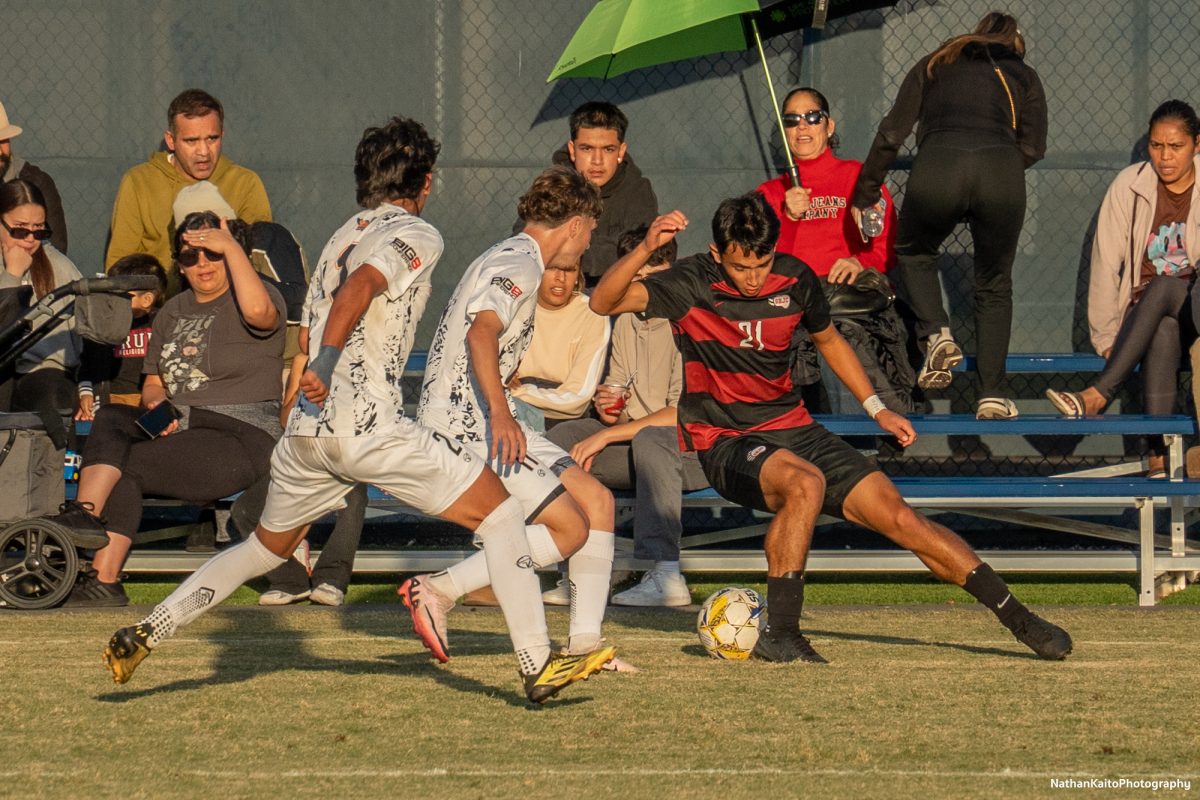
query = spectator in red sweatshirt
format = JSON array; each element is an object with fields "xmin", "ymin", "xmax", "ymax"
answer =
[{"xmin": 757, "ymin": 87, "xmax": 895, "ymax": 283}]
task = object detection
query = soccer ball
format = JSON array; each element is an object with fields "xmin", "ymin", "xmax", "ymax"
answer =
[{"xmin": 697, "ymin": 587, "xmax": 765, "ymax": 660}]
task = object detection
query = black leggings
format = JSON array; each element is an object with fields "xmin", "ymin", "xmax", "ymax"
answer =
[
  {"xmin": 896, "ymin": 136, "xmax": 1027, "ymax": 396},
  {"xmin": 82, "ymin": 404, "xmax": 276, "ymax": 537},
  {"xmin": 1093, "ymin": 276, "xmax": 1195, "ymax": 419}
]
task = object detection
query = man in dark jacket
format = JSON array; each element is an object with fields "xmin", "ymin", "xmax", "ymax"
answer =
[
  {"xmin": 519, "ymin": 102, "xmax": 658, "ymax": 287},
  {"xmin": 0, "ymin": 99, "xmax": 68, "ymax": 253}
]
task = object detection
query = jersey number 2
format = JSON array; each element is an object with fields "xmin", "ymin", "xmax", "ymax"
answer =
[{"xmin": 738, "ymin": 320, "xmax": 764, "ymax": 350}]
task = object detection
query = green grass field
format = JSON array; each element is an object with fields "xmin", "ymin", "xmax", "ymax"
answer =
[{"xmin": 3, "ymin": 580, "xmax": 1199, "ymax": 800}]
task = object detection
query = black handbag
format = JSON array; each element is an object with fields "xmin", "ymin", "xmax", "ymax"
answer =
[{"xmin": 822, "ymin": 269, "xmax": 895, "ymax": 317}]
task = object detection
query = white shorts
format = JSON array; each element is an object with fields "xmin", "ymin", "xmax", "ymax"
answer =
[
  {"xmin": 449, "ymin": 422, "xmax": 575, "ymax": 523},
  {"xmin": 259, "ymin": 420, "xmax": 484, "ymax": 532}
]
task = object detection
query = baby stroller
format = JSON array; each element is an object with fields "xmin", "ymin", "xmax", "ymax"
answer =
[{"xmin": 0, "ymin": 274, "xmax": 158, "ymax": 609}]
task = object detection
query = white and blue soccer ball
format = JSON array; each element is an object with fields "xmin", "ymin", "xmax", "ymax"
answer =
[{"xmin": 697, "ymin": 587, "xmax": 764, "ymax": 660}]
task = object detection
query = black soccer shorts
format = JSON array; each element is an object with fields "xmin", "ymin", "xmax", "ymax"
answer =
[{"xmin": 698, "ymin": 423, "xmax": 879, "ymax": 519}]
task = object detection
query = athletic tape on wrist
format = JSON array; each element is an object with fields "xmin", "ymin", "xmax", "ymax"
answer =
[{"xmin": 863, "ymin": 394, "xmax": 886, "ymax": 419}]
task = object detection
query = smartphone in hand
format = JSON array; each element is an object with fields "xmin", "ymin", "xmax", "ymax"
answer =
[{"xmin": 136, "ymin": 401, "xmax": 182, "ymax": 438}]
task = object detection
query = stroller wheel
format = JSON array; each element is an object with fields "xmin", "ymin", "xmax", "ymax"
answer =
[{"xmin": 0, "ymin": 519, "xmax": 80, "ymax": 610}]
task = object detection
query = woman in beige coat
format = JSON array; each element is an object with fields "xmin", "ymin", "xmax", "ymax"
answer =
[{"xmin": 1047, "ymin": 100, "xmax": 1200, "ymax": 475}]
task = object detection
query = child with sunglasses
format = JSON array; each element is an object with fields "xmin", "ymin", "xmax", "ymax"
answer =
[{"xmin": 0, "ymin": 178, "xmax": 83, "ymax": 444}]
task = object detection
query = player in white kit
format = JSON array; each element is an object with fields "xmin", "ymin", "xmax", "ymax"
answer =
[
  {"xmin": 101, "ymin": 120, "xmax": 612, "ymax": 702},
  {"xmin": 409, "ymin": 166, "xmax": 618, "ymax": 661}
]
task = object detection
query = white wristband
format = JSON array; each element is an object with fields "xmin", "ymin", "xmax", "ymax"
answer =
[{"xmin": 863, "ymin": 394, "xmax": 886, "ymax": 419}]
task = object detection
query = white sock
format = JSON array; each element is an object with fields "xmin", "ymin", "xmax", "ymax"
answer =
[
  {"xmin": 525, "ymin": 523, "xmax": 565, "ymax": 568},
  {"xmin": 142, "ymin": 534, "xmax": 285, "ymax": 648},
  {"xmin": 655, "ymin": 560, "xmax": 681, "ymax": 577},
  {"xmin": 433, "ymin": 555, "xmax": 484, "ymax": 599},
  {"xmin": 439, "ymin": 523, "xmax": 565, "ymax": 598},
  {"xmin": 567, "ymin": 529, "xmax": 614, "ymax": 653},
  {"xmin": 476, "ymin": 496, "xmax": 550, "ymax": 675}
]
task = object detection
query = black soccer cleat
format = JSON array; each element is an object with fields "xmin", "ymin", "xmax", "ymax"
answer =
[
  {"xmin": 752, "ymin": 626, "xmax": 828, "ymax": 664},
  {"xmin": 103, "ymin": 624, "xmax": 154, "ymax": 684},
  {"xmin": 1010, "ymin": 613, "xmax": 1073, "ymax": 660}
]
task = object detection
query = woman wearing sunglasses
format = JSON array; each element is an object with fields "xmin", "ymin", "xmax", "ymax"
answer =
[
  {"xmin": 757, "ymin": 87, "xmax": 896, "ymax": 286},
  {"xmin": 52, "ymin": 208, "xmax": 286, "ymax": 606},
  {"xmin": 851, "ymin": 12, "xmax": 1046, "ymax": 420},
  {"xmin": 0, "ymin": 178, "xmax": 82, "ymax": 437},
  {"xmin": 1046, "ymin": 100, "xmax": 1200, "ymax": 476},
  {"xmin": 758, "ymin": 88, "xmax": 913, "ymax": 414}
]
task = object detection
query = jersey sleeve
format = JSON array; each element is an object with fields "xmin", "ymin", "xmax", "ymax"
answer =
[
  {"xmin": 465, "ymin": 249, "xmax": 540, "ymax": 328},
  {"xmin": 795, "ymin": 266, "xmax": 832, "ymax": 334},
  {"xmin": 352, "ymin": 221, "xmax": 444, "ymax": 299},
  {"xmin": 641, "ymin": 258, "xmax": 701, "ymax": 322}
]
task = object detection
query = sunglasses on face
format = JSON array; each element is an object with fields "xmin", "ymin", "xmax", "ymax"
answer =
[
  {"xmin": 1, "ymin": 219, "xmax": 53, "ymax": 241},
  {"xmin": 177, "ymin": 247, "xmax": 224, "ymax": 268},
  {"xmin": 783, "ymin": 110, "xmax": 829, "ymax": 128}
]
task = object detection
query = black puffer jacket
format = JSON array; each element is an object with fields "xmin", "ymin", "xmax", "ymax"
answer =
[{"xmin": 792, "ymin": 307, "xmax": 916, "ymax": 415}]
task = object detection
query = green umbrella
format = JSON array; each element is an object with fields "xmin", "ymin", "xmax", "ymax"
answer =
[{"xmin": 548, "ymin": 0, "xmax": 897, "ymax": 184}]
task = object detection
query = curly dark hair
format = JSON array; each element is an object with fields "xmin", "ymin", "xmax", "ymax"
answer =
[
  {"xmin": 711, "ymin": 193, "xmax": 780, "ymax": 258},
  {"xmin": 354, "ymin": 116, "xmax": 441, "ymax": 209},
  {"xmin": 517, "ymin": 166, "xmax": 603, "ymax": 227}
]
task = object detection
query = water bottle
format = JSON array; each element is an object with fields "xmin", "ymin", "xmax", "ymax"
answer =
[{"xmin": 860, "ymin": 199, "xmax": 886, "ymax": 239}]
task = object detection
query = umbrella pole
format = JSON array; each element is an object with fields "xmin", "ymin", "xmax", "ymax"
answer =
[{"xmin": 750, "ymin": 16, "xmax": 799, "ymax": 188}]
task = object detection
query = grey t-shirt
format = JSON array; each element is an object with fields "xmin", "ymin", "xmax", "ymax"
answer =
[{"xmin": 145, "ymin": 281, "xmax": 285, "ymax": 406}]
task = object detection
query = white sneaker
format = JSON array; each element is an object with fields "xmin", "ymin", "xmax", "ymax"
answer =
[
  {"xmin": 258, "ymin": 588, "xmax": 310, "ymax": 606},
  {"xmin": 542, "ymin": 578, "xmax": 571, "ymax": 606},
  {"xmin": 976, "ymin": 396, "xmax": 1019, "ymax": 420},
  {"xmin": 611, "ymin": 570, "xmax": 691, "ymax": 607},
  {"xmin": 309, "ymin": 583, "xmax": 345, "ymax": 606},
  {"xmin": 917, "ymin": 328, "xmax": 963, "ymax": 390}
]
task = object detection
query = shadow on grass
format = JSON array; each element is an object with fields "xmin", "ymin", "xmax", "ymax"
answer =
[
  {"xmin": 376, "ymin": 652, "xmax": 592, "ymax": 710},
  {"xmin": 804, "ymin": 627, "xmax": 1035, "ymax": 659},
  {"xmin": 680, "ymin": 630, "xmax": 1035, "ymax": 661},
  {"xmin": 93, "ymin": 608, "xmax": 577, "ymax": 707}
]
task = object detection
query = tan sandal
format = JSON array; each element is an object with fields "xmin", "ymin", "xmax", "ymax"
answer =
[{"xmin": 1045, "ymin": 389, "xmax": 1086, "ymax": 418}]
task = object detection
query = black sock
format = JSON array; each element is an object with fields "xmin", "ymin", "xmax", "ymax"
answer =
[
  {"xmin": 766, "ymin": 572, "xmax": 805, "ymax": 633},
  {"xmin": 962, "ymin": 563, "xmax": 1030, "ymax": 630}
]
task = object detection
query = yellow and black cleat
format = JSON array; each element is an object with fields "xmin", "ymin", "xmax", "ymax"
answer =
[
  {"xmin": 102, "ymin": 624, "xmax": 153, "ymax": 685},
  {"xmin": 523, "ymin": 645, "xmax": 616, "ymax": 704}
]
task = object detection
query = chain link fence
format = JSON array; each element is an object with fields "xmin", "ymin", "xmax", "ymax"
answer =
[{"xmin": 3, "ymin": 0, "xmax": 1198, "ymax": 468}]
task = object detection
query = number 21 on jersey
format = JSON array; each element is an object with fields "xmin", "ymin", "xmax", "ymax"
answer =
[{"xmin": 738, "ymin": 320, "xmax": 764, "ymax": 350}]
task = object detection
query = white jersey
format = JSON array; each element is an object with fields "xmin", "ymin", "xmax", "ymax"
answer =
[
  {"xmin": 417, "ymin": 233, "xmax": 542, "ymax": 443},
  {"xmin": 289, "ymin": 205, "xmax": 443, "ymax": 438}
]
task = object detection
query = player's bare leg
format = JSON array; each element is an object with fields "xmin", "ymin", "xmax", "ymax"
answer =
[
  {"xmin": 842, "ymin": 473, "xmax": 1072, "ymax": 660},
  {"xmin": 751, "ymin": 450, "xmax": 828, "ymax": 664}
]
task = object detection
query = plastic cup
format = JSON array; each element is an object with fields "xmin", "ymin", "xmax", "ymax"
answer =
[{"xmin": 601, "ymin": 383, "xmax": 630, "ymax": 415}]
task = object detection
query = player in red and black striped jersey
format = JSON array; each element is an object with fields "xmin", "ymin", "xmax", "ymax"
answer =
[{"xmin": 590, "ymin": 193, "xmax": 1072, "ymax": 664}]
